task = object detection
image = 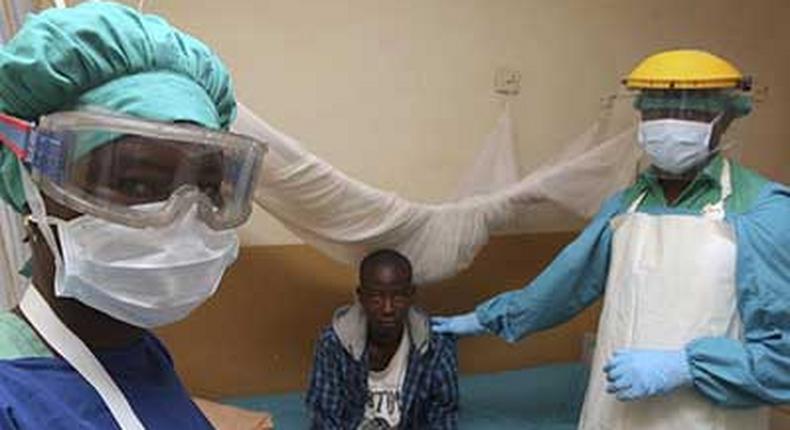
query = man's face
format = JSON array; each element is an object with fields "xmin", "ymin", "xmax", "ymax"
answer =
[
  {"xmin": 357, "ymin": 266, "xmax": 415, "ymax": 343},
  {"xmin": 73, "ymin": 135, "xmax": 224, "ymax": 208}
]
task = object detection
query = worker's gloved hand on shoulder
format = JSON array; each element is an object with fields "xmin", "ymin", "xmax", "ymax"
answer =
[{"xmin": 431, "ymin": 312, "xmax": 488, "ymax": 336}]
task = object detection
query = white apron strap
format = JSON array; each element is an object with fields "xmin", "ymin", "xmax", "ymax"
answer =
[
  {"xmin": 19, "ymin": 285, "xmax": 146, "ymax": 430},
  {"xmin": 627, "ymin": 191, "xmax": 648, "ymax": 213},
  {"xmin": 701, "ymin": 159, "xmax": 732, "ymax": 220}
]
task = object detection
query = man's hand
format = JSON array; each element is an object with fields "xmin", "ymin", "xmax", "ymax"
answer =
[
  {"xmin": 430, "ymin": 312, "xmax": 487, "ymax": 336},
  {"xmin": 604, "ymin": 348, "xmax": 692, "ymax": 401}
]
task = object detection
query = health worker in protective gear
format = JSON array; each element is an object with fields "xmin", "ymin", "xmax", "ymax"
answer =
[
  {"xmin": 432, "ymin": 49, "xmax": 790, "ymax": 430},
  {"xmin": 0, "ymin": 3, "xmax": 265, "ymax": 429}
]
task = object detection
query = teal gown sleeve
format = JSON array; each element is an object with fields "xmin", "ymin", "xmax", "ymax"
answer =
[
  {"xmin": 687, "ymin": 182, "xmax": 790, "ymax": 407},
  {"xmin": 474, "ymin": 192, "xmax": 625, "ymax": 342}
]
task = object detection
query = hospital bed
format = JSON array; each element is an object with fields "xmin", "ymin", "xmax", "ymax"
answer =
[
  {"xmin": 217, "ymin": 362, "xmax": 790, "ymax": 429},
  {"xmin": 222, "ymin": 362, "xmax": 589, "ymax": 429}
]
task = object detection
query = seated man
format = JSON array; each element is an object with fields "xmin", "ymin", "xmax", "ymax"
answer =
[
  {"xmin": 307, "ymin": 250, "xmax": 459, "ymax": 429},
  {"xmin": 0, "ymin": 3, "xmax": 264, "ymax": 429}
]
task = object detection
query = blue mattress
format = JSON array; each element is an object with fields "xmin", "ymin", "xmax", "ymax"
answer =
[{"xmin": 223, "ymin": 362, "xmax": 589, "ymax": 429}]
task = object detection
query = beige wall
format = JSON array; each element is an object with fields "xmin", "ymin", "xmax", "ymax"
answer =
[{"xmin": 124, "ymin": 0, "xmax": 790, "ymax": 245}]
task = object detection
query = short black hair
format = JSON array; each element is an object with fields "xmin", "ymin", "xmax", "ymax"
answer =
[{"xmin": 359, "ymin": 249, "xmax": 412, "ymax": 286}]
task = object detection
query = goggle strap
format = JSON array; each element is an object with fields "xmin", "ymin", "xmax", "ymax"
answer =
[
  {"xmin": 0, "ymin": 113, "xmax": 67, "ymax": 184},
  {"xmin": 28, "ymin": 132, "xmax": 67, "ymax": 184},
  {"xmin": 0, "ymin": 113, "xmax": 33, "ymax": 160}
]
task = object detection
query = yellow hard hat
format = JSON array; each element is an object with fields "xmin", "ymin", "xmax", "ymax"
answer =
[{"xmin": 623, "ymin": 49, "xmax": 751, "ymax": 90}]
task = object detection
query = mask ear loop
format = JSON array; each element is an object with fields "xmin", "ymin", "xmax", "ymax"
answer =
[
  {"xmin": 683, "ymin": 113, "xmax": 736, "ymax": 179},
  {"xmin": 18, "ymin": 160, "xmax": 65, "ymax": 291},
  {"xmin": 708, "ymin": 112, "xmax": 743, "ymax": 159}
]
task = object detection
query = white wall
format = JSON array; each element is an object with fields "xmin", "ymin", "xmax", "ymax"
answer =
[{"xmin": 119, "ymin": 0, "xmax": 789, "ymax": 244}]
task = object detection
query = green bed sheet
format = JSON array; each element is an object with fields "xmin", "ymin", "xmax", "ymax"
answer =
[{"xmin": 223, "ymin": 362, "xmax": 589, "ymax": 429}]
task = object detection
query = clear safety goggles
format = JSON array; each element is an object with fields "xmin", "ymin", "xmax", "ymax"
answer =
[{"xmin": 0, "ymin": 110, "xmax": 266, "ymax": 230}]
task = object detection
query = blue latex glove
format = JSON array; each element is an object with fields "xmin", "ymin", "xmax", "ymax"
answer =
[
  {"xmin": 430, "ymin": 312, "xmax": 487, "ymax": 336},
  {"xmin": 604, "ymin": 348, "xmax": 692, "ymax": 401}
]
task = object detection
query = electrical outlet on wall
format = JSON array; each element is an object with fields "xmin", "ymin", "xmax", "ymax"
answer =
[{"xmin": 494, "ymin": 67, "xmax": 521, "ymax": 96}]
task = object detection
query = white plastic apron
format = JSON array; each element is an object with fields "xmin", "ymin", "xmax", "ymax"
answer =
[{"xmin": 578, "ymin": 160, "xmax": 767, "ymax": 430}]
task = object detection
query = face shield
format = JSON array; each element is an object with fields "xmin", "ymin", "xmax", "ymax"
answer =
[
  {"xmin": 617, "ymin": 49, "xmax": 755, "ymax": 178},
  {"xmin": 0, "ymin": 110, "xmax": 267, "ymax": 230}
]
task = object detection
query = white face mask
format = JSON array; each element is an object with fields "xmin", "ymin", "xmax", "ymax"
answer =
[
  {"xmin": 637, "ymin": 118, "xmax": 717, "ymax": 175},
  {"xmin": 49, "ymin": 205, "xmax": 239, "ymax": 328},
  {"xmin": 21, "ymin": 158, "xmax": 239, "ymax": 329}
]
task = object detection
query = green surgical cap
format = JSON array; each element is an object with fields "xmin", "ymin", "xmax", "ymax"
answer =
[
  {"xmin": 0, "ymin": 1, "xmax": 237, "ymax": 213},
  {"xmin": 634, "ymin": 91, "xmax": 752, "ymax": 118}
]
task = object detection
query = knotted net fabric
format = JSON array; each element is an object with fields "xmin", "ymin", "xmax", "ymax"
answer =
[{"xmin": 235, "ymin": 103, "xmax": 641, "ymax": 284}]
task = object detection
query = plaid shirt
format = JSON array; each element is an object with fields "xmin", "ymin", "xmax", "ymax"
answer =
[{"xmin": 306, "ymin": 319, "xmax": 458, "ymax": 429}]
